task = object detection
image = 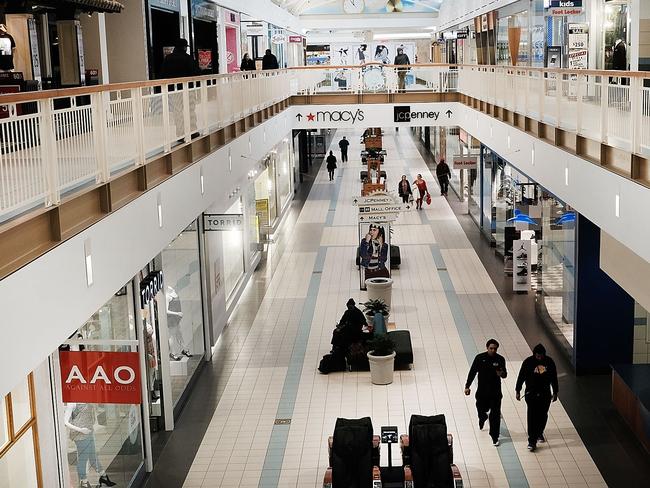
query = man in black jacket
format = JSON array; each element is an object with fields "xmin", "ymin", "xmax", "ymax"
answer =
[
  {"xmin": 515, "ymin": 344, "xmax": 558, "ymax": 452},
  {"xmin": 394, "ymin": 47, "xmax": 410, "ymax": 91},
  {"xmin": 465, "ymin": 339, "xmax": 507, "ymax": 446},
  {"xmin": 436, "ymin": 159, "xmax": 452, "ymax": 196},
  {"xmin": 330, "ymin": 298, "xmax": 366, "ymax": 352},
  {"xmin": 262, "ymin": 49, "xmax": 279, "ymax": 70},
  {"xmin": 338, "ymin": 136, "xmax": 350, "ymax": 162}
]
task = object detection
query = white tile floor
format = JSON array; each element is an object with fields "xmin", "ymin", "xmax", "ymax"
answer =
[{"xmin": 183, "ymin": 129, "xmax": 607, "ymax": 488}]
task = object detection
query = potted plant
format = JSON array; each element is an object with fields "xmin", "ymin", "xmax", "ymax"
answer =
[
  {"xmin": 366, "ymin": 334, "xmax": 396, "ymax": 385},
  {"xmin": 362, "ymin": 299, "xmax": 390, "ymax": 326}
]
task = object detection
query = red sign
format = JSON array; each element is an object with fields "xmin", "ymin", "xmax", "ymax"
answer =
[
  {"xmin": 59, "ymin": 351, "xmax": 141, "ymax": 404},
  {"xmin": 289, "ymin": 35, "xmax": 303, "ymax": 43}
]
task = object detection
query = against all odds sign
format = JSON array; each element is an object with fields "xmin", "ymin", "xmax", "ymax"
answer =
[{"xmin": 59, "ymin": 351, "xmax": 142, "ymax": 404}]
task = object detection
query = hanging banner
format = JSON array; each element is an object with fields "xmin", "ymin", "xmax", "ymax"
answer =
[
  {"xmin": 512, "ymin": 239, "xmax": 532, "ymax": 293},
  {"xmin": 59, "ymin": 351, "xmax": 142, "ymax": 404}
]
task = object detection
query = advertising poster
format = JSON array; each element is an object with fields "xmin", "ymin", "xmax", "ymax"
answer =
[
  {"xmin": 513, "ymin": 239, "xmax": 532, "ymax": 293},
  {"xmin": 198, "ymin": 49, "xmax": 213, "ymax": 70}
]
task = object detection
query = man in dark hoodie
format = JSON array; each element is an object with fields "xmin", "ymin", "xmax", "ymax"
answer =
[
  {"xmin": 515, "ymin": 344, "xmax": 559, "ymax": 452},
  {"xmin": 465, "ymin": 339, "xmax": 507, "ymax": 446}
]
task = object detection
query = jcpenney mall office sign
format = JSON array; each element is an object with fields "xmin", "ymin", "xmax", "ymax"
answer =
[{"xmin": 292, "ymin": 103, "xmax": 459, "ymax": 129}]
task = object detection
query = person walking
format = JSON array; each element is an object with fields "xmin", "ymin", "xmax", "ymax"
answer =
[
  {"xmin": 394, "ymin": 47, "xmax": 411, "ymax": 91},
  {"xmin": 326, "ymin": 151, "xmax": 337, "ymax": 181},
  {"xmin": 413, "ymin": 174, "xmax": 429, "ymax": 210},
  {"xmin": 398, "ymin": 175, "xmax": 412, "ymax": 204},
  {"xmin": 262, "ymin": 49, "xmax": 279, "ymax": 70},
  {"xmin": 436, "ymin": 158, "xmax": 452, "ymax": 196},
  {"xmin": 465, "ymin": 339, "xmax": 508, "ymax": 446},
  {"xmin": 240, "ymin": 53, "xmax": 256, "ymax": 71},
  {"xmin": 338, "ymin": 136, "xmax": 350, "ymax": 162},
  {"xmin": 515, "ymin": 344, "xmax": 559, "ymax": 452}
]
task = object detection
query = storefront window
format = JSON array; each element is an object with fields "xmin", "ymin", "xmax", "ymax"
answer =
[
  {"xmin": 59, "ymin": 284, "xmax": 144, "ymax": 488},
  {"xmin": 539, "ymin": 193, "xmax": 576, "ymax": 348},
  {"xmin": 0, "ymin": 375, "xmax": 40, "ymax": 488},
  {"xmin": 155, "ymin": 222, "xmax": 205, "ymax": 406},
  {"xmin": 246, "ymin": 184, "xmax": 260, "ymax": 261},
  {"xmin": 276, "ymin": 140, "xmax": 293, "ymax": 210},
  {"xmin": 255, "ymin": 166, "xmax": 275, "ymax": 230},
  {"xmin": 222, "ymin": 200, "xmax": 245, "ymax": 300}
]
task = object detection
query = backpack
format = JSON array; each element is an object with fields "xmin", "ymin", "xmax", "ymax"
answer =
[{"xmin": 318, "ymin": 353, "xmax": 347, "ymax": 374}]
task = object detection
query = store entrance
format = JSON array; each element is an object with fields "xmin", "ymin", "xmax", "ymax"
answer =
[
  {"xmin": 193, "ymin": 19, "xmax": 219, "ymax": 74},
  {"xmin": 150, "ymin": 8, "xmax": 180, "ymax": 79}
]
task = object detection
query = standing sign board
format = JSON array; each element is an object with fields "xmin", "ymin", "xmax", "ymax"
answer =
[
  {"xmin": 59, "ymin": 351, "xmax": 142, "ymax": 404},
  {"xmin": 512, "ymin": 239, "xmax": 532, "ymax": 293}
]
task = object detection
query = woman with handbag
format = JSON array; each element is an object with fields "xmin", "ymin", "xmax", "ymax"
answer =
[
  {"xmin": 398, "ymin": 175, "xmax": 412, "ymax": 204},
  {"xmin": 413, "ymin": 174, "xmax": 429, "ymax": 210}
]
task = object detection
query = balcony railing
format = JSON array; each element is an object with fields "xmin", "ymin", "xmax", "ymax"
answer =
[{"xmin": 0, "ymin": 64, "xmax": 649, "ymax": 223}]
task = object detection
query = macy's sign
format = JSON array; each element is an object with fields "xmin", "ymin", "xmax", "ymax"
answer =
[{"xmin": 59, "ymin": 351, "xmax": 142, "ymax": 404}]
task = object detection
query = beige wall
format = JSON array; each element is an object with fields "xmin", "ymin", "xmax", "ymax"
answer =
[
  {"xmin": 105, "ymin": 0, "xmax": 148, "ymax": 82},
  {"xmin": 79, "ymin": 14, "xmax": 103, "ymax": 82}
]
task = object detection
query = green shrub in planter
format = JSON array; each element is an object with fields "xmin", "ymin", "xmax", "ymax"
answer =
[
  {"xmin": 362, "ymin": 299, "xmax": 390, "ymax": 317},
  {"xmin": 367, "ymin": 334, "xmax": 395, "ymax": 357}
]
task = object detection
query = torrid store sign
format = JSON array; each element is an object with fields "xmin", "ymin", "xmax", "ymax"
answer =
[{"xmin": 59, "ymin": 351, "xmax": 142, "ymax": 404}]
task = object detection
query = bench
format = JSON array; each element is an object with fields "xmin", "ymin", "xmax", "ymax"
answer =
[{"xmin": 347, "ymin": 330, "xmax": 413, "ymax": 371}]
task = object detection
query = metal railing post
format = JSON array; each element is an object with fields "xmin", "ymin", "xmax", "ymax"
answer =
[
  {"xmin": 576, "ymin": 74, "xmax": 584, "ymax": 135},
  {"xmin": 131, "ymin": 87, "xmax": 146, "ymax": 165},
  {"xmin": 630, "ymin": 77, "xmax": 641, "ymax": 154},
  {"xmin": 40, "ymin": 99, "xmax": 61, "ymax": 207},
  {"xmin": 161, "ymin": 84, "xmax": 171, "ymax": 152},
  {"xmin": 601, "ymin": 77, "xmax": 609, "ymax": 143},
  {"xmin": 91, "ymin": 92, "xmax": 109, "ymax": 183},
  {"xmin": 199, "ymin": 81, "xmax": 208, "ymax": 135},
  {"xmin": 182, "ymin": 81, "xmax": 191, "ymax": 142}
]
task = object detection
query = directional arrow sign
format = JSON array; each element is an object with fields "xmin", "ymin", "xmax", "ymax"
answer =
[
  {"xmin": 359, "ymin": 213, "xmax": 400, "ymax": 223},
  {"xmin": 353, "ymin": 192, "xmax": 401, "ymax": 206},
  {"xmin": 358, "ymin": 204, "xmax": 408, "ymax": 214},
  {"xmin": 446, "ymin": 109, "xmax": 453, "ymax": 118},
  {"xmin": 296, "ymin": 113, "xmax": 303, "ymax": 121}
]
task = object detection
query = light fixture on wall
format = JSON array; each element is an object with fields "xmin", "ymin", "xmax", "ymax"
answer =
[
  {"xmin": 531, "ymin": 145, "xmax": 535, "ymax": 166},
  {"xmin": 507, "ymin": 133, "xmax": 511, "ymax": 149},
  {"xmin": 200, "ymin": 167, "xmax": 205, "ymax": 195},
  {"xmin": 564, "ymin": 164, "xmax": 569, "ymax": 186},
  {"xmin": 229, "ymin": 148, "xmax": 232, "ymax": 172},
  {"xmin": 615, "ymin": 193, "xmax": 620, "ymax": 217},
  {"xmin": 157, "ymin": 193, "xmax": 163, "ymax": 228},
  {"xmin": 248, "ymin": 136, "xmax": 252, "ymax": 155},
  {"xmin": 84, "ymin": 238, "xmax": 93, "ymax": 287}
]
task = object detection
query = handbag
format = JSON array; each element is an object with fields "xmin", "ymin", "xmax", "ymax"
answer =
[
  {"xmin": 408, "ymin": 194, "xmax": 414, "ymax": 204},
  {"xmin": 426, "ymin": 193, "xmax": 432, "ymax": 205}
]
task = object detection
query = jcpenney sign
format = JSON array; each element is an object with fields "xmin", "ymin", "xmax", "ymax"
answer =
[{"xmin": 59, "ymin": 351, "xmax": 141, "ymax": 404}]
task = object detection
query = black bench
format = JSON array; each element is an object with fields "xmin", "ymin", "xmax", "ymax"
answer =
[
  {"xmin": 389, "ymin": 330, "xmax": 413, "ymax": 370},
  {"xmin": 347, "ymin": 330, "xmax": 413, "ymax": 371}
]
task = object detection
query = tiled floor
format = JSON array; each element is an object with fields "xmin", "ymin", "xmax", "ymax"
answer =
[{"xmin": 182, "ymin": 130, "xmax": 607, "ymax": 488}]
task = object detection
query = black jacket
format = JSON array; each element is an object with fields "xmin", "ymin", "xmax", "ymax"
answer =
[
  {"xmin": 394, "ymin": 53, "xmax": 410, "ymax": 65},
  {"xmin": 398, "ymin": 180, "xmax": 412, "ymax": 197},
  {"xmin": 262, "ymin": 53, "xmax": 279, "ymax": 70},
  {"xmin": 160, "ymin": 49, "xmax": 200, "ymax": 79},
  {"xmin": 612, "ymin": 41, "xmax": 627, "ymax": 71},
  {"xmin": 240, "ymin": 58, "xmax": 256, "ymax": 71},
  {"xmin": 337, "ymin": 307, "xmax": 367, "ymax": 344},
  {"xmin": 515, "ymin": 355, "xmax": 558, "ymax": 397},
  {"xmin": 338, "ymin": 139, "xmax": 349, "ymax": 151},
  {"xmin": 465, "ymin": 352, "xmax": 507, "ymax": 397},
  {"xmin": 436, "ymin": 161, "xmax": 451, "ymax": 179},
  {"xmin": 326, "ymin": 155, "xmax": 337, "ymax": 170}
]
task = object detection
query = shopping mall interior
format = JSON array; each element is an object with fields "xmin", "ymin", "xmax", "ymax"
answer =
[{"xmin": 1, "ymin": 1, "xmax": 650, "ymax": 487}]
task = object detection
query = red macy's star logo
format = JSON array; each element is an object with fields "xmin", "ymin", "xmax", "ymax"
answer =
[{"xmin": 307, "ymin": 113, "xmax": 315, "ymax": 121}]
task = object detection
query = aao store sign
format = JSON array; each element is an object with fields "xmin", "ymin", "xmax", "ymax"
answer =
[{"xmin": 59, "ymin": 351, "xmax": 142, "ymax": 404}]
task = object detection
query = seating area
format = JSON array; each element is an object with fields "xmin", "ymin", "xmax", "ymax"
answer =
[{"xmin": 323, "ymin": 415, "xmax": 463, "ymax": 488}]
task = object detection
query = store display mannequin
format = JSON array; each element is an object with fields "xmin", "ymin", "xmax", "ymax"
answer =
[
  {"xmin": 166, "ymin": 286, "xmax": 191, "ymax": 360},
  {"xmin": 613, "ymin": 39, "xmax": 627, "ymax": 71},
  {"xmin": 0, "ymin": 24, "xmax": 15, "ymax": 72},
  {"xmin": 64, "ymin": 403, "xmax": 116, "ymax": 487}
]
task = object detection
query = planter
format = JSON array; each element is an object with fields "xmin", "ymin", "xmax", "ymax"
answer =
[
  {"xmin": 365, "ymin": 277, "xmax": 393, "ymax": 309},
  {"xmin": 367, "ymin": 351, "xmax": 396, "ymax": 385}
]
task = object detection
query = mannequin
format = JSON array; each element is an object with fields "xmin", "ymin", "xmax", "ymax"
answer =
[
  {"xmin": 0, "ymin": 24, "xmax": 15, "ymax": 72},
  {"xmin": 613, "ymin": 39, "xmax": 627, "ymax": 71},
  {"xmin": 166, "ymin": 286, "xmax": 191, "ymax": 360},
  {"xmin": 65, "ymin": 403, "xmax": 116, "ymax": 487}
]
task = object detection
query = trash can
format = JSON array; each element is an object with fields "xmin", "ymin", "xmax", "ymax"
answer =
[{"xmin": 365, "ymin": 277, "xmax": 393, "ymax": 309}]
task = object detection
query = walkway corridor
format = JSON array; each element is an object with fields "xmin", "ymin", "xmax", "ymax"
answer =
[{"xmin": 180, "ymin": 130, "xmax": 607, "ymax": 488}]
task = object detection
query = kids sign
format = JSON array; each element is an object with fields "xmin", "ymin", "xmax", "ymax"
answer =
[{"xmin": 59, "ymin": 351, "xmax": 142, "ymax": 404}]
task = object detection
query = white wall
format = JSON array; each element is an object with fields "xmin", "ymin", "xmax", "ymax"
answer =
[
  {"xmin": 437, "ymin": 0, "xmax": 520, "ymax": 31},
  {"xmin": 105, "ymin": 0, "xmax": 148, "ymax": 82},
  {"xmin": 0, "ymin": 109, "xmax": 294, "ymax": 398},
  {"xmin": 217, "ymin": 0, "xmax": 301, "ymax": 33}
]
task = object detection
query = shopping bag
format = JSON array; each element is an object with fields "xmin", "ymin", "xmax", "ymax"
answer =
[{"xmin": 426, "ymin": 193, "xmax": 432, "ymax": 205}]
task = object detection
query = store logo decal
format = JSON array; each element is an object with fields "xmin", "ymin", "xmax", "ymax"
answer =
[
  {"xmin": 394, "ymin": 106, "xmax": 452, "ymax": 122},
  {"xmin": 296, "ymin": 109, "xmax": 365, "ymax": 124}
]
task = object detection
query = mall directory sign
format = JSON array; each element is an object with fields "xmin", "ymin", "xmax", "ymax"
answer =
[{"xmin": 59, "ymin": 351, "xmax": 142, "ymax": 404}]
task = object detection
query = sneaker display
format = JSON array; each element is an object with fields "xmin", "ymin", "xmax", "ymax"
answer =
[
  {"xmin": 516, "ymin": 262, "xmax": 528, "ymax": 268},
  {"xmin": 517, "ymin": 268, "xmax": 528, "ymax": 276},
  {"xmin": 517, "ymin": 252, "xmax": 528, "ymax": 259}
]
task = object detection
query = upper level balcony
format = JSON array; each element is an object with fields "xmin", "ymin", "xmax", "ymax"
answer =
[{"xmin": 0, "ymin": 63, "xmax": 649, "ymax": 278}]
